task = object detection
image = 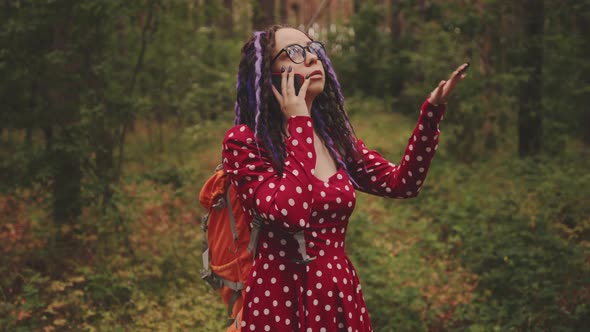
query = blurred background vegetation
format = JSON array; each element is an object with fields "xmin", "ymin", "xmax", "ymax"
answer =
[{"xmin": 1, "ymin": 0, "xmax": 589, "ymax": 331}]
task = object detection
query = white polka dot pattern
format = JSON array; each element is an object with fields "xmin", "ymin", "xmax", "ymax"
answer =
[{"xmin": 221, "ymin": 99, "xmax": 445, "ymax": 331}]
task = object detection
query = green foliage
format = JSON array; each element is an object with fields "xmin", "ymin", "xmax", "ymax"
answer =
[
  {"xmin": 137, "ymin": 9, "xmax": 240, "ymax": 124},
  {"xmin": 412, "ymin": 156, "xmax": 590, "ymax": 330}
]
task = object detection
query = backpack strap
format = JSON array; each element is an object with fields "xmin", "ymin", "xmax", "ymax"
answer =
[
  {"xmin": 246, "ymin": 217, "xmax": 316, "ymax": 265},
  {"xmin": 225, "ymin": 187, "xmax": 239, "ymax": 241},
  {"xmin": 201, "ymin": 269, "xmax": 245, "ymax": 325},
  {"xmin": 234, "ymin": 310, "xmax": 242, "ymax": 330},
  {"xmin": 247, "ymin": 215, "xmax": 262, "ymax": 260},
  {"xmin": 291, "ymin": 231, "xmax": 317, "ymax": 265},
  {"xmin": 223, "ymin": 180, "xmax": 261, "ymax": 260},
  {"xmin": 227, "ymin": 288, "xmax": 242, "ymax": 325},
  {"xmin": 200, "ymin": 212, "xmax": 213, "ymax": 285},
  {"xmin": 218, "ymin": 162, "xmax": 262, "ymax": 261}
]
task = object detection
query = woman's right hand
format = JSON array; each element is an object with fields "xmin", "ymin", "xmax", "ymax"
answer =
[
  {"xmin": 428, "ymin": 63, "xmax": 468, "ymax": 106},
  {"xmin": 271, "ymin": 65, "xmax": 312, "ymax": 118}
]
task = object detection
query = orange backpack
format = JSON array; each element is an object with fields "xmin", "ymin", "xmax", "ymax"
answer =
[{"xmin": 199, "ymin": 164, "xmax": 262, "ymax": 331}]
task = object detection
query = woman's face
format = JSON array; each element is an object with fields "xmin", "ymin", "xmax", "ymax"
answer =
[{"xmin": 271, "ymin": 28, "xmax": 326, "ymax": 100}]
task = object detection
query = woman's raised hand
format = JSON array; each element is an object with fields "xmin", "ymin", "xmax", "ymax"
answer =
[
  {"xmin": 428, "ymin": 63, "xmax": 469, "ymax": 106},
  {"xmin": 271, "ymin": 65, "xmax": 312, "ymax": 118}
]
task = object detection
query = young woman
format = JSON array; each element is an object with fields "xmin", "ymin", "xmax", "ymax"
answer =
[{"xmin": 222, "ymin": 25, "xmax": 467, "ymax": 332}]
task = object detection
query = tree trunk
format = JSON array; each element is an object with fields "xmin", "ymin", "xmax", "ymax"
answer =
[
  {"xmin": 25, "ymin": 128, "xmax": 33, "ymax": 146},
  {"xmin": 388, "ymin": 0, "xmax": 405, "ymax": 98},
  {"xmin": 53, "ymin": 128, "xmax": 82, "ymax": 227},
  {"xmin": 25, "ymin": 79, "xmax": 37, "ymax": 147},
  {"xmin": 478, "ymin": 0, "xmax": 497, "ymax": 151},
  {"xmin": 576, "ymin": 7, "xmax": 590, "ymax": 145},
  {"xmin": 291, "ymin": 2, "xmax": 301, "ymax": 26},
  {"xmin": 279, "ymin": 0, "xmax": 287, "ymax": 23},
  {"xmin": 389, "ymin": 0, "xmax": 402, "ymax": 39},
  {"xmin": 48, "ymin": 2, "xmax": 83, "ymax": 230},
  {"xmin": 417, "ymin": 0, "xmax": 426, "ymax": 19},
  {"xmin": 203, "ymin": 0, "xmax": 214, "ymax": 26},
  {"xmin": 518, "ymin": 0, "xmax": 544, "ymax": 157},
  {"xmin": 353, "ymin": 0, "xmax": 361, "ymax": 13},
  {"xmin": 95, "ymin": 119, "xmax": 115, "ymax": 211},
  {"xmin": 221, "ymin": 0, "xmax": 233, "ymax": 37},
  {"xmin": 252, "ymin": 0, "xmax": 275, "ymax": 30},
  {"xmin": 43, "ymin": 126, "xmax": 53, "ymax": 150},
  {"xmin": 116, "ymin": 1, "xmax": 155, "ymax": 184}
]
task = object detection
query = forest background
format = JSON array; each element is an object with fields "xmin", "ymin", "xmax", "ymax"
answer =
[{"xmin": 1, "ymin": 0, "xmax": 589, "ymax": 331}]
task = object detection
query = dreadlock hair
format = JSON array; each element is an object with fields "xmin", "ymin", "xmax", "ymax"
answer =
[{"xmin": 234, "ymin": 25, "xmax": 361, "ymax": 181}]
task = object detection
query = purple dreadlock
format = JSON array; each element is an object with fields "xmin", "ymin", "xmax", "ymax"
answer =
[
  {"xmin": 316, "ymin": 47, "xmax": 357, "ymax": 140},
  {"xmin": 252, "ymin": 31, "xmax": 264, "ymax": 143}
]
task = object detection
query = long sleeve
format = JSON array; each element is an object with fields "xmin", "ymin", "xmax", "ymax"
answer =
[
  {"xmin": 222, "ymin": 116, "xmax": 317, "ymax": 232},
  {"xmin": 350, "ymin": 97, "xmax": 446, "ymax": 198}
]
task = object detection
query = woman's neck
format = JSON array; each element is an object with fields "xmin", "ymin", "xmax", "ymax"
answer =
[{"xmin": 305, "ymin": 95, "xmax": 314, "ymax": 111}]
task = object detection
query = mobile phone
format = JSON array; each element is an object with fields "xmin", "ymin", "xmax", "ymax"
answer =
[
  {"xmin": 271, "ymin": 72, "xmax": 304, "ymax": 96},
  {"xmin": 458, "ymin": 62, "xmax": 470, "ymax": 75}
]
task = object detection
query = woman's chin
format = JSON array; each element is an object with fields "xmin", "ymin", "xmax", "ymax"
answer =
[{"xmin": 307, "ymin": 82, "xmax": 325, "ymax": 98}]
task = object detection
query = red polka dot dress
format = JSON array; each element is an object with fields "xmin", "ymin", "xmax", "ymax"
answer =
[{"xmin": 222, "ymin": 98, "xmax": 445, "ymax": 331}]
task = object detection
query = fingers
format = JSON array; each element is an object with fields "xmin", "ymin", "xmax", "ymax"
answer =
[
  {"xmin": 281, "ymin": 66, "xmax": 288, "ymax": 97},
  {"xmin": 458, "ymin": 62, "xmax": 469, "ymax": 74},
  {"xmin": 298, "ymin": 74, "xmax": 311, "ymax": 99},
  {"xmin": 274, "ymin": 65, "xmax": 311, "ymax": 118},
  {"xmin": 286, "ymin": 65, "xmax": 294, "ymax": 95},
  {"xmin": 445, "ymin": 74, "xmax": 460, "ymax": 94},
  {"xmin": 449, "ymin": 63, "xmax": 469, "ymax": 82},
  {"xmin": 440, "ymin": 63, "xmax": 468, "ymax": 100},
  {"xmin": 282, "ymin": 65, "xmax": 310, "ymax": 98},
  {"xmin": 448, "ymin": 69, "xmax": 459, "ymax": 83},
  {"xmin": 275, "ymin": 69, "xmax": 310, "ymax": 118},
  {"xmin": 428, "ymin": 63, "xmax": 469, "ymax": 105}
]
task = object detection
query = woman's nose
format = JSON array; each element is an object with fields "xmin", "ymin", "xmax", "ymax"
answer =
[{"xmin": 305, "ymin": 50, "xmax": 318, "ymax": 66}]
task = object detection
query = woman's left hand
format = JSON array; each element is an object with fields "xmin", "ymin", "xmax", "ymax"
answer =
[{"xmin": 428, "ymin": 63, "xmax": 469, "ymax": 106}]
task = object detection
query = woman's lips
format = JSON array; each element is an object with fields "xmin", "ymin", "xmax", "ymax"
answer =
[{"xmin": 309, "ymin": 70, "xmax": 323, "ymax": 79}]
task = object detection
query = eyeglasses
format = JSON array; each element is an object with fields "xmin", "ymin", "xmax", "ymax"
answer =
[{"xmin": 270, "ymin": 41, "xmax": 325, "ymax": 64}]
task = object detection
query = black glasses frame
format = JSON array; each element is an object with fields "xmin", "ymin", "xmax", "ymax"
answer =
[{"xmin": 270, "ymin": 41, "xmax": 325, "ymax": 64}]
